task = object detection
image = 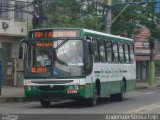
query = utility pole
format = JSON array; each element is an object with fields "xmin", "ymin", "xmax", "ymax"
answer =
[
  {"xmin": 32, "ymin": 0, "xmax": 39, "ymax": 28},
  {"xmin": 149, "ymin": 39, "xmax": 155, "ymax": 86},
  {"xmin": 32, "ymin": 0, "xmax": 44, "ymax": 28},
  {"xmin": 148, "ymin": 0, "xmax": 160, "ymax": 86},
  {"xmin": 107, "ymin": 0, "xmax": 112, "ymax": 33}
]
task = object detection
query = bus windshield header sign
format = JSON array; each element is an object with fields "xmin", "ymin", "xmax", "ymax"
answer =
[{"xmin": 29, "ymin": 29, "xmax": 80, "ymax": 39}]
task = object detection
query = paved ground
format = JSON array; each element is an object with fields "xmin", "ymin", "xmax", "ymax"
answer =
[
  {"xmin": 0, "ymin": 79, "xmax": 160, "ymax": 103},
  {"xmin": 0, "ymin": 88, "xmax": 160, "ymax": 116}
]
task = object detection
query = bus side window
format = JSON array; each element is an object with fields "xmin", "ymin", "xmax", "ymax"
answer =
[
  {"xmin": 106, "ymin": 41, "xmax": 112, "ymax": 62},
  {"xmin": 112, "ymin": 42, "xmax": 119, "ymax": 63},
  {"xmin": 130, "ymin": 44, "xmax": 134, "ymax": 64},
  {"xmin": 99, "ymin": 40, "xmax": 106, "ymax": 62},
  {"xmin": 119, "ymin": 42, "xmax": 124, "ymax": 63},
  {"xmin": 92, "ymin": 38, "xmax": 100, "ymax": 62},
  {"xmin": 124, "ymin": 44, "xmax": 129, "ymax": 63}
]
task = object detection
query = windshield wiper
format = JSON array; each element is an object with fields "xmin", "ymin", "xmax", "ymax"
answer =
[
  {"xmin": 68, "ymin": 63, "xmax": 84, "ymax": 66},
  {"xmin": 55, "ymin": 38, "xmax": 69, "ymax": 50}
]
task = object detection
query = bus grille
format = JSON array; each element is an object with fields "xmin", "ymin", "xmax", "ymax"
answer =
[
  {"xmin": 32, "ymin": 80, "xmax": 73, "ymax": 84},
  {"xmin": 37, "ymin": 86, "xmax": 66, "ymax": 91}
]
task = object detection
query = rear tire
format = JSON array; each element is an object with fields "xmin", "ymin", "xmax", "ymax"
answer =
[
  {"xmin": 40, "ymin": 100, "xmax": 51, "ymax": 107},
  {"xmin": 118, "ymin": 80, "xmax": 126, "ymax": 101}
]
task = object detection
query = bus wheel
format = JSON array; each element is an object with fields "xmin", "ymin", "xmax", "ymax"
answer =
[
  {"xmin": 40, "ymin": 100, "xmax": 51, "ymax": 107},
  {"xmin": 88, "ymin": 89, "xmax": 97, "ymax": 107}
]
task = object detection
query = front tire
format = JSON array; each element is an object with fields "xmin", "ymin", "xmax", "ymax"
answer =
[
  {"xmin": 88, "ymin": 89, "xmax": 98, "ymax": 107},
  {"xmin": 40, "ymin": 100, "xmax": 51, "ymax": 107}
]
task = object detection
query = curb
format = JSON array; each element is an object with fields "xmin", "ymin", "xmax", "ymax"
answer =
[
  {"xmin": 135, "ymin": 86, "xmax": 148, "ymax": 90},
  {"xmin": 0, "ymin": 97, "xmax": 32, "ymax": 103},
  {"xmin": 0, "ymin": 97, "xmax": 25, "ymax": 103},
  {"xmin": 135, "ymin": 84, "xmax": 160, "ymax": 90}
]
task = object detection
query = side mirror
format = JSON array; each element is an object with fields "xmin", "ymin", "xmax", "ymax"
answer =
[
  {"xmin": 19, "ymin": 46, "xmax": 23, "ymax": 59},
  {"xmin": 89, "ymin": 42, "xmax": 94, "ymax": 54},
  {"xmin": 85, "ymin": 37, "xmax": 94, "ymax": 54}
]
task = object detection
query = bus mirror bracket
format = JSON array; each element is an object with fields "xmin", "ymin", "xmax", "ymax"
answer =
[
  {"xmin": 19, "ymin": 47, "xmax": 23, "ymax": 59},
  {"xmin": 89, "ymin": 42, "xmax": 94, "ymax": 54},
  {"xmin": 85, "ymin": 37, "xmax": 94, "ymax": 54}
]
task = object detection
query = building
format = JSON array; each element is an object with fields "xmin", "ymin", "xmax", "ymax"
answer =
[
  {"xmin": 135, "ymin": 26, "xmax": 151, "ymax": 80},
  {"xmin": 0, "ymin": 0, "xmax": 33, "ymax": 86},
  {"xmin": 135, "ymin": 26, "xmax": 160, "ymax": 80}
]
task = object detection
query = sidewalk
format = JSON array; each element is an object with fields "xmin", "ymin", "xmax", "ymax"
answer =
[
  {"xmin": 136, "ymin": 79, "xmax": 160, "ymax": 90},
  {"xmin": 0, "ymin": 80, "xmax": 160, "ymax": 103},
  {"xmin": 0, "ymin": 86, "xmax": 24, "ymax": 102}
]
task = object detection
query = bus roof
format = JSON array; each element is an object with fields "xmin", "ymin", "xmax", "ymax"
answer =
[
  {"xmin": 28, "ymin": 28, "xmax": 133, "ymax": 42},
  {"xmin": 83, "ymin": 29, "xmax": 133, "ymax": 42}
]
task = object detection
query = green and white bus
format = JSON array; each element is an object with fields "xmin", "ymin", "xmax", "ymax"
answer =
[{"xmin": 19, "ymin": 28, "xmax": 136, "ymax": 107}]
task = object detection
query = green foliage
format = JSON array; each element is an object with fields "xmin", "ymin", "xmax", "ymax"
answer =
[
  {"xmin": 37, "ymin": 0, "xmax": 160, "ymax": 39},
  {"xmin": 111, "ymin": 1, "xmax": 160, "ymax": 39},
  {"xmin": 37, "ymin": 0, "xmax": 104, "ymax": 31}
]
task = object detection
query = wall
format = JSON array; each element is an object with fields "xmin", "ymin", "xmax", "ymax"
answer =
[
  {"xmin": 0, "ymin": 0, "xmax": 33, "ymax": 37},
  {"xmin": 0, "ymin": 0, "xmax": 33, "ymax": 86}
]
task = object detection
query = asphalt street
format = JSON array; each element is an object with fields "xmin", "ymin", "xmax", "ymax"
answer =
[{"xmin": 0, "ymin": 88, "xmax": 160, "ymax": 120}]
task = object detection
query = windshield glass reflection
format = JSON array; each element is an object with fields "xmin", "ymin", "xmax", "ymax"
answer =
[{"xmin": 25, "ymin": 40, "xmax": 84, "ymax": 78}]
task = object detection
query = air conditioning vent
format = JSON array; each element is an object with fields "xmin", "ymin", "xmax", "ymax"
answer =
[{"xmin": 2, "ymin": 22, "xmax": 9, "ymax": 29}]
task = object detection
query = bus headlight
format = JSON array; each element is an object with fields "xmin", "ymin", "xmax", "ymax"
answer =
[
  {"xmin": 27, "ymin": 86, "xmax": 32, "ymax": 91},
  {"xmin": 69, "ymin": 86, "xmax": 73, "ymax": 89},
  {"xmin": 32, "ymin": 86, "xmax": 36, "ymax": 90},
  {"xmin": 68, "ymin": 85, "xmax": 79, "ymax": 90},
  {"xmin": 74, "ymin": 85, "xmax": 79, "ymax": 90}
]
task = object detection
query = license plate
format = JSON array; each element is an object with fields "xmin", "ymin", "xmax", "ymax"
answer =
[{"xmin": 67, "ymin": 89, "xmax": 78, "ymax": 94}]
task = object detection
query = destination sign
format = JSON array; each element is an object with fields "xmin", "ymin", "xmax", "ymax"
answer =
[
  {"xmin": 30, "ymin": 29, "xmax": 80, "ymax": 38},
  {"xmin": 31, "ymin": 67, "xmax": 48, "ymax": 73}
]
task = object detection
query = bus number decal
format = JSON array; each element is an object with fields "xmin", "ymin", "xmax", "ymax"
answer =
[
  {"xmin": 31, "ymin": 67, "xmax": 48, "ymax": 73},
  {"xmin": 35, "ymin": 42, "xmax": 53, "ymax": 47}
]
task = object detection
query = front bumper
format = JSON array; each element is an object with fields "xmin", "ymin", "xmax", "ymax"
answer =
[{"xmin": 24, "ymin": 85, "xmax": 86, "ymax": 101}]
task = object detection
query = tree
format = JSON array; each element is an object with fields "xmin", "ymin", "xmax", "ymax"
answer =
[
  {"xmin": 111, "ymin": 0, "xmax": 160, "ymax": 39},
  {"xmin": 33, "ymin": 0, "xmax": 160, "ymax": 40},
  {"xmin": 35, "ymin": 0, "xmax": 104, "ymax": 31}
]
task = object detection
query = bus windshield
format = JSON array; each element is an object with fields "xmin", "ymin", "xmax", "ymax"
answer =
[{"xmin": 25, "ymin": 39, "xmax": 84, "ymax": 78}]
